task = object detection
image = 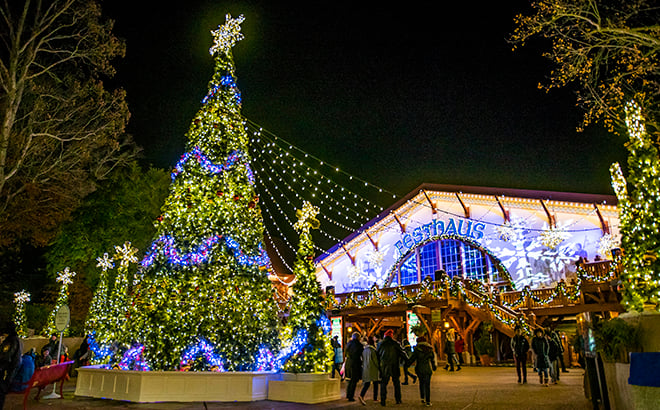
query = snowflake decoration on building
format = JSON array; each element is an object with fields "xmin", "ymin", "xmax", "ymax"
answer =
[
  {"xmin": 114, "ymin": 241, "xmax": 139, "ymax": 268},
  {"xmin": 496, "ymin": 221, "xmax": 515, "ymax": 242},
  {"xmin": 539, "ymin": 225, "xmax": 569, "ymax": 249},
  {"xmin": 598, "ymin": 233, "xmax": 619, "ymax": 258},
  {"xmin": 56, "ymin": 267, "xmax": 76, "ymax": 285},
  {"xmin": 209, "ymin": 14, "xmax": 245, "ymax": 56},
  {"xmin": 367, "ymin": 249, "xmax": 385, "ymax": 267},
  {"xmin": 96, "ymin": 253, "xmax": 115, "ymax": 271},
  {"xmin": 347, "ymin": 264, "xmax": 361, "ymax": 281},
  {"xmin": 14, "ymin": 290, "xmax": 30, "ymax": 304}
]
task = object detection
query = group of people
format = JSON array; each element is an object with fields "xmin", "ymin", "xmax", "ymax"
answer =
[
  {"xmin": 511, "ymin": 325, "xmax": 567, "ymax": 386},
  {"xmin": 0, "ymin": 325, "xmax": 93, "ymax": 408},
  {"xmin": 334, "ymin": 329, "xmax": 437, "ymax": 407}
]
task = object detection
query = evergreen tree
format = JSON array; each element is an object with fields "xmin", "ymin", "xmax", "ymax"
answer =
[
  {"xmin": 283, "ymin": 202, "xmax": 332, "ymax": 373},
  {"xmin": 13, "ymin": 290, "xmax": 30, "ymax": 337},
  {"xmin": 123, "ymin": 14, "xmax": 279, "ymax": 371},
  {"xmin": 86, "ymin": 253, "xmax": 114, "ymax": 363},
  {"xmin": 44, "ymin": 267, "xmax": 76, "ymax": 336},
  {"xmin": 610, "ymin": 101, "xmax": 660, "ymax": 311}
]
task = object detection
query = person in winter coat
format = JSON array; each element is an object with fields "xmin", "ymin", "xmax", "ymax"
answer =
[
  {"xmin": 401, "ymin": 338, "xmax": 417, "ymax": 385},
  {"xmin": 455, "ymin": 334, "xmax": 465, "ymax": 365},
  {"xmin": 331, "ymin": 336, "xmax": 344, "ymax": 380},
  {"xmin": 531, "ymin": 328, "xmax": 550, "ymax": 386},
  {"xmin": 444, "ymin": 329, "xmax": 460, "ymax": 371},
  {"xmin": 11, "ymin": 350, "xmax": 35, "ymax": 392},
  {"xmin": 407, "ymin": 336, "xmax": 437, "ymax": 407},
  {"xmin": 546, "ymin": 328, "xmax": 560, "ymax": 384},
  {"xmin": 377, "ymin": 329, "xmax": 408, "ymax": 406},
  {"xmin": 358, "ymin": 336, "xmax": 380, "ymax": 405},
  {"xmin": 344, "ymin": 332, "xmax": 364, "ymax": 402},
  {"xmin": 1, "ymin": 322, "xmax": 23, "ymax": 408},
  {"xmin": 511, "ymin": 326, "xmax": 530, "ymax": 383}
]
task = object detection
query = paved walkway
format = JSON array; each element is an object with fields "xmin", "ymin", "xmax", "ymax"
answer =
[{"xmin": 4, "ymin": 367, "xmax": 591, "ymax": 409}]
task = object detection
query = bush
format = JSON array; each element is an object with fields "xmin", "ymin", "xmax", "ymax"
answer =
[
  {"xmin": 474, "ymin": 334, "xmax": 495, "ymax": 356},
  {"xmin": 593, "ymin": 317, "xmax": 641, "ymax": 363}
]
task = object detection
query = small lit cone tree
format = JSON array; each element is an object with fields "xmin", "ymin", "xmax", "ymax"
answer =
[
  {"xmin": 44, "ymin": 267, "xmax": 76, "ymax": 336},
  {"xmin": 13, "ymin": 290, "xmax": 31, "ymax": 338},
  {"xmin": 123, "ymin": 14, "xmax": 279, "ymax": 371},
  {"xmin": 610, "ymin": 101, "xmax": 660, "ymax": 311},
  {"xmin": 282, "ymin": 202, "xmax": 332, "ymax": 373},
  {"xmin": 85, "ymin": 252, "xmax": 115, "ymax": 363}
]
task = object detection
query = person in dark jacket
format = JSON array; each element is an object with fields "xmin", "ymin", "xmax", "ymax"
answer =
[
  {"xmin": 511, "ymin": 326, "xmax": 530, "ymax": 383},
  {"xmin": 344, "ymin": 332, "xmax": 363, "ymax": 402},
  {"xmin": 401, "ymin": 338, "xmax": 417, "ymax": 385},
  {"xmin": 531, "ymin": 328, "xmax": 550, "ymax": 386},
  {"xmin": 331, "ymin": 335, "xmax": 343, "ymax": 380},
  {"xmin": 10, "ymin": 349, "xmax": 35, "ymax": 392},
  {"xmin": 358, "ymin": 336, "xmax": 380, "ymax": 405},
  {"xmin": 443, "ymin": 329, "xmax": 460, "ymax": 371},
  {"xmin": 377, "ymin": 329, "xmax": 408, "ymax": 406},
  {"xmin": 546, "ymin": 328, "xmax": 560, "ymax": 384},
  {"xmin": 407, "ymin": 336, "xmax": 437, "ymax": 407},
  {"xmin": 1, "ymin": 323, "xmax": 23, "ymax": 408}
]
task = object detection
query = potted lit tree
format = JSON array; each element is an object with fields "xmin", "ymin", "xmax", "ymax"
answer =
[{"xmin": 474, "ymin": 322, "xmax": 495, "ymax": 366}]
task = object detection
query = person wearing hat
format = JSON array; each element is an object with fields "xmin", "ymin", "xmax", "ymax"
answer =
[
  {"xmin": 531, "ymin": 327, "xmax": 550, "ymax": 386},
  {"xmin": 331, "ymin": 335, "xmax": 344, "ymax": 380},
  {"xmin": 344, "ymin": 332, "xmax": 364, "ymax": 401},
  {"xmin": 377, "ymin": 329, "xmax": 408, "ymax": 406},
  {"xmin": 511, "ymin": 325, "xmax": 530, "ymax": 384}
]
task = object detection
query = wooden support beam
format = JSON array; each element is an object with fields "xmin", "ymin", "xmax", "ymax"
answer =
[
  {"xmin": 495, "ymin": 196, "xmax": 510, "ymax": 223},
  {"xmin": 421, "ymin": 189, "xmax": 437, "ymax": 214},
  {"xmin": 365, "ymin": 232, "xmax": 379, "ymax": 251},
  {"xmin": 319, "ymin": 262, "xmax": 332, "ymax": 281},
  {"xmin": 540, "ymin": 199, "xmax": 556, "ymax": 228},
  {"xmin": 352, "ymin": 322, "xmax": 364, "ymax": 335},
  {"xmin": 415, "ymin": 311, "xmax": 432, "ymax": 337},
  {"xmin": 594, "ymin": 204, "xmax": 610, "ymax": 235},
  {"xmin": 368, "ymin": 318, "xmax": 384, "ymax": 337},
  {"xmin": 391, "ymin": 211, "xmax": 406, "ymax": 233},
  {"xmin": 341, "ymin": 245, "xmax": 355, "ymax": 265},
  {"xmin": 455, "ymin": 192, "xmax": 470, "ymax": 218}
]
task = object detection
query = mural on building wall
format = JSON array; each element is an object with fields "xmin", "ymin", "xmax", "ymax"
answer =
[{"xmin": 316, "ymin": 188, "xmax": 620, "ymax": 293}]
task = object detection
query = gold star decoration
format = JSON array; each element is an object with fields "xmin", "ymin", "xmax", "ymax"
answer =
[
  {"xmin": 293, "ymin": 201, "xmax": 320, "ymax": 233},
  {"xmin": 209, "ymin": 14, "xmax": 245, "ymax": 56}
]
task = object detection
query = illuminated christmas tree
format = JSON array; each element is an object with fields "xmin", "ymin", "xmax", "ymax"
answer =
[
  {"xmin": 44, "ymin": 267, "xmax": 76, "ymax": 336},
  {"xmin": 13, "ymin": 290, "xmax": 30, "ymax": 338},
  {"xmin": 123, "ymin": 14, "xmax": 279, "ymax": 370},
  {"xmin": 86, "ymin": 252, "xmax": 115, "ymax": 363},
  {"xmin": 282, "ymin": 202, "xmax": 332, "ymax": 373},
  {"xmin": 610, "ymin": 101, "xmax": 660, "ymax": 311}
]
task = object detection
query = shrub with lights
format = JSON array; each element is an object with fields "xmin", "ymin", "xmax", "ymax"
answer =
[
  {"xmin": 13, "ymin": 290, "xmax": 30, "ymax": 338},
  {"xmin": 121, "ymin": 14, "xmax": 279, "ymax": 371},
  {"xmin": 610, "ymin": 101, "xmax": 660, "ymax": 311},
  {"xmin": 281, "ymin": 202, "xmax": 332, "ymax": 373}
]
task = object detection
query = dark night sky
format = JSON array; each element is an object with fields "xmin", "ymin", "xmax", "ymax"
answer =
[{"xmin": 103, "ymin": 1, "xmax": 627, "ymax": 198}]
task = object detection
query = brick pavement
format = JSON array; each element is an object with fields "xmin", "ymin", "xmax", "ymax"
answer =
[{"xmin": 3, "ymin": 367, "xmax": 591, "ymax": 410}]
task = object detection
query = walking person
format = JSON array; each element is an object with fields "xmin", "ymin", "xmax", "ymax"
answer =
[
  {"xmin": 1, "ymin": 323, "xmax": 23, "ymax": 409},
  {"xmin": 345, "ymin": 332, "xmax": 363, "ymax": 402},
  {"xmin": 511, "ymin": 325, "xmax": 530, "ymax": 384},
  {"xmin": 331, "ymin": 335, "xmax": 344, "ymax": 380},
  {"xmin": 531, "ymin": 328, "xmax": 550, "ymax": 386},
  {"xmin": 401, "ymin": 337, "xmax": 417, "ymax": 385},
  {"xmin": 358, "ymin": 336, "xmax": 380, "ymax": 405},
  {"xmin": 377, "ymin": 329, "xmax": 408, "ymax": 406},
  {"xmin": 546, "ymin": 329, "xmax": 560, "ymax": 384},
  {"xmin": 455, "ymin": 334, "xmax": 465, "ymax": 366},
  {"xmin": 444, "ymin": 328, "xmax": 460, "ymax": 371},
  {"xmin": 407, "ymin": 336, "xmax": 437, "ymax": 407}
]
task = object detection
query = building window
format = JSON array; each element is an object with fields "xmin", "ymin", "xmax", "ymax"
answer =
[
  {"xmin": 400, "ymin": 253, "xmax": 417, "ymax": 286},
  {"xmin": 419, "ymin": 242, "xmax": 438, "ymax": 280},
  {"xmin": 464, "ymin": 246, "xmax": 487, "ymax": 281},
  {"xmin": 440, "ymin": 240, "xmax": 463, "ymax": 278}
]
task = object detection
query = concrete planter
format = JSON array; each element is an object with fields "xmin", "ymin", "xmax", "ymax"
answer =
[
  {"xmin": 268, "ymin": 372, "xmax": 341, "ymax": 404},
  {"xmin": 75, "ymin": 366, "xmax": 278, "ymax": 402}
]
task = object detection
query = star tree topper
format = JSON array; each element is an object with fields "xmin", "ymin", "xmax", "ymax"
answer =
[
  {"xmin": 293, "ymin": 201, "xmax": 320, "ymax": 233},
  {"xmin": 210, "ymin": 14, "xmax": 245, "ymax": 56},
  {"xmin": 56, "ymin": 267, "xmax": 76, "ymax": 285}
]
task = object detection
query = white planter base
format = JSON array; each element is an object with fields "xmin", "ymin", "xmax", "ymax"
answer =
[
  {"xmin": 75, "ymin": 366, "xmax": 278, "ymax": 402},
  {"xmin": 268, "ymin": 373, "xmax": 341, "ymax": 404}
]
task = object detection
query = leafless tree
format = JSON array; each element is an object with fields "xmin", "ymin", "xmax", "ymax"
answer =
[
  {"xmin": 0, "ymin": 0, "xmax": 139, "ymax": 246},
  {"xmin": 510, "ymin": 0, "xmax": 659, "ymax": 141}
]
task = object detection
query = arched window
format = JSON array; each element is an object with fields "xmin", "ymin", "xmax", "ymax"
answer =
[{"xmin": 394, "ymin": 238, "xmax": 503, "ymax": 285}]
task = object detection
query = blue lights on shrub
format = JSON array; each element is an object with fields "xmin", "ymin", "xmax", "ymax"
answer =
[{"xmin": 180, "ymin": 338, "xmax": 225, "ymax": 372}]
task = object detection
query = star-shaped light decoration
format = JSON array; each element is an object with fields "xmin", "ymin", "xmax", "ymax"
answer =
[
  {"xmin": 14, "ymin": 290, "xmax": 30, "ymax": 304},
  {"xmin": 209, "ymin": 14, "xmax": 245, "ymax": 56},
  {"xmin": 114, "ymin": 241, "xmax": 139, "ymax": 268},
  {"xmin": 56, "ymin": 267, "xmax": 76, "ymax": 285},
  {"xmin": 539, "ymin": 226, "xmax": 566, "ymax": 249},
  {"xmin": 293, "ymin": 201, "xmax": 320, "ymax": 233},
  {"xmin": 96, "ymin": 252, "xmax": 115, "ymax": 271}
]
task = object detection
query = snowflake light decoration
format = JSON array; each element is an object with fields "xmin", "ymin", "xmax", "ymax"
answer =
[
  {"xmin": 96, "ymin": 253, "xmax": 115, "ymax": 271},
  {"xmin": 347, "ymin": 264, "xmax": 361, "ymax": 281},
  {"xmin": 293, "ymin": 201, "xmax": 320, "ymax": 233},
  {"xmin": 367, "ymin": 249, "xmax": 385, "ymax": 267},
  {"xmin": 209, "ymin": 14, "xmax": 245, "ymax": 56},
  {"xmin": 496, "ymin": 222, "xmax": 515, "ymax": 242},
  {"xmin": 56, "ymin": 267, "xmax": 76, "ymax": 285},
  {"xmin": 598, "ymin": 233, "xmax": 619, "ymax": 259},
  {"xmin": 14, "ymin": 290, "xmax": 30, "ymax": 304},
  {"xmin": 540, "ymin": 226, "xmax": 567, "ymax": 249},
  {"xmin": 114, "ymin": 241, "xmax": 139, "ymax": 268}
]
